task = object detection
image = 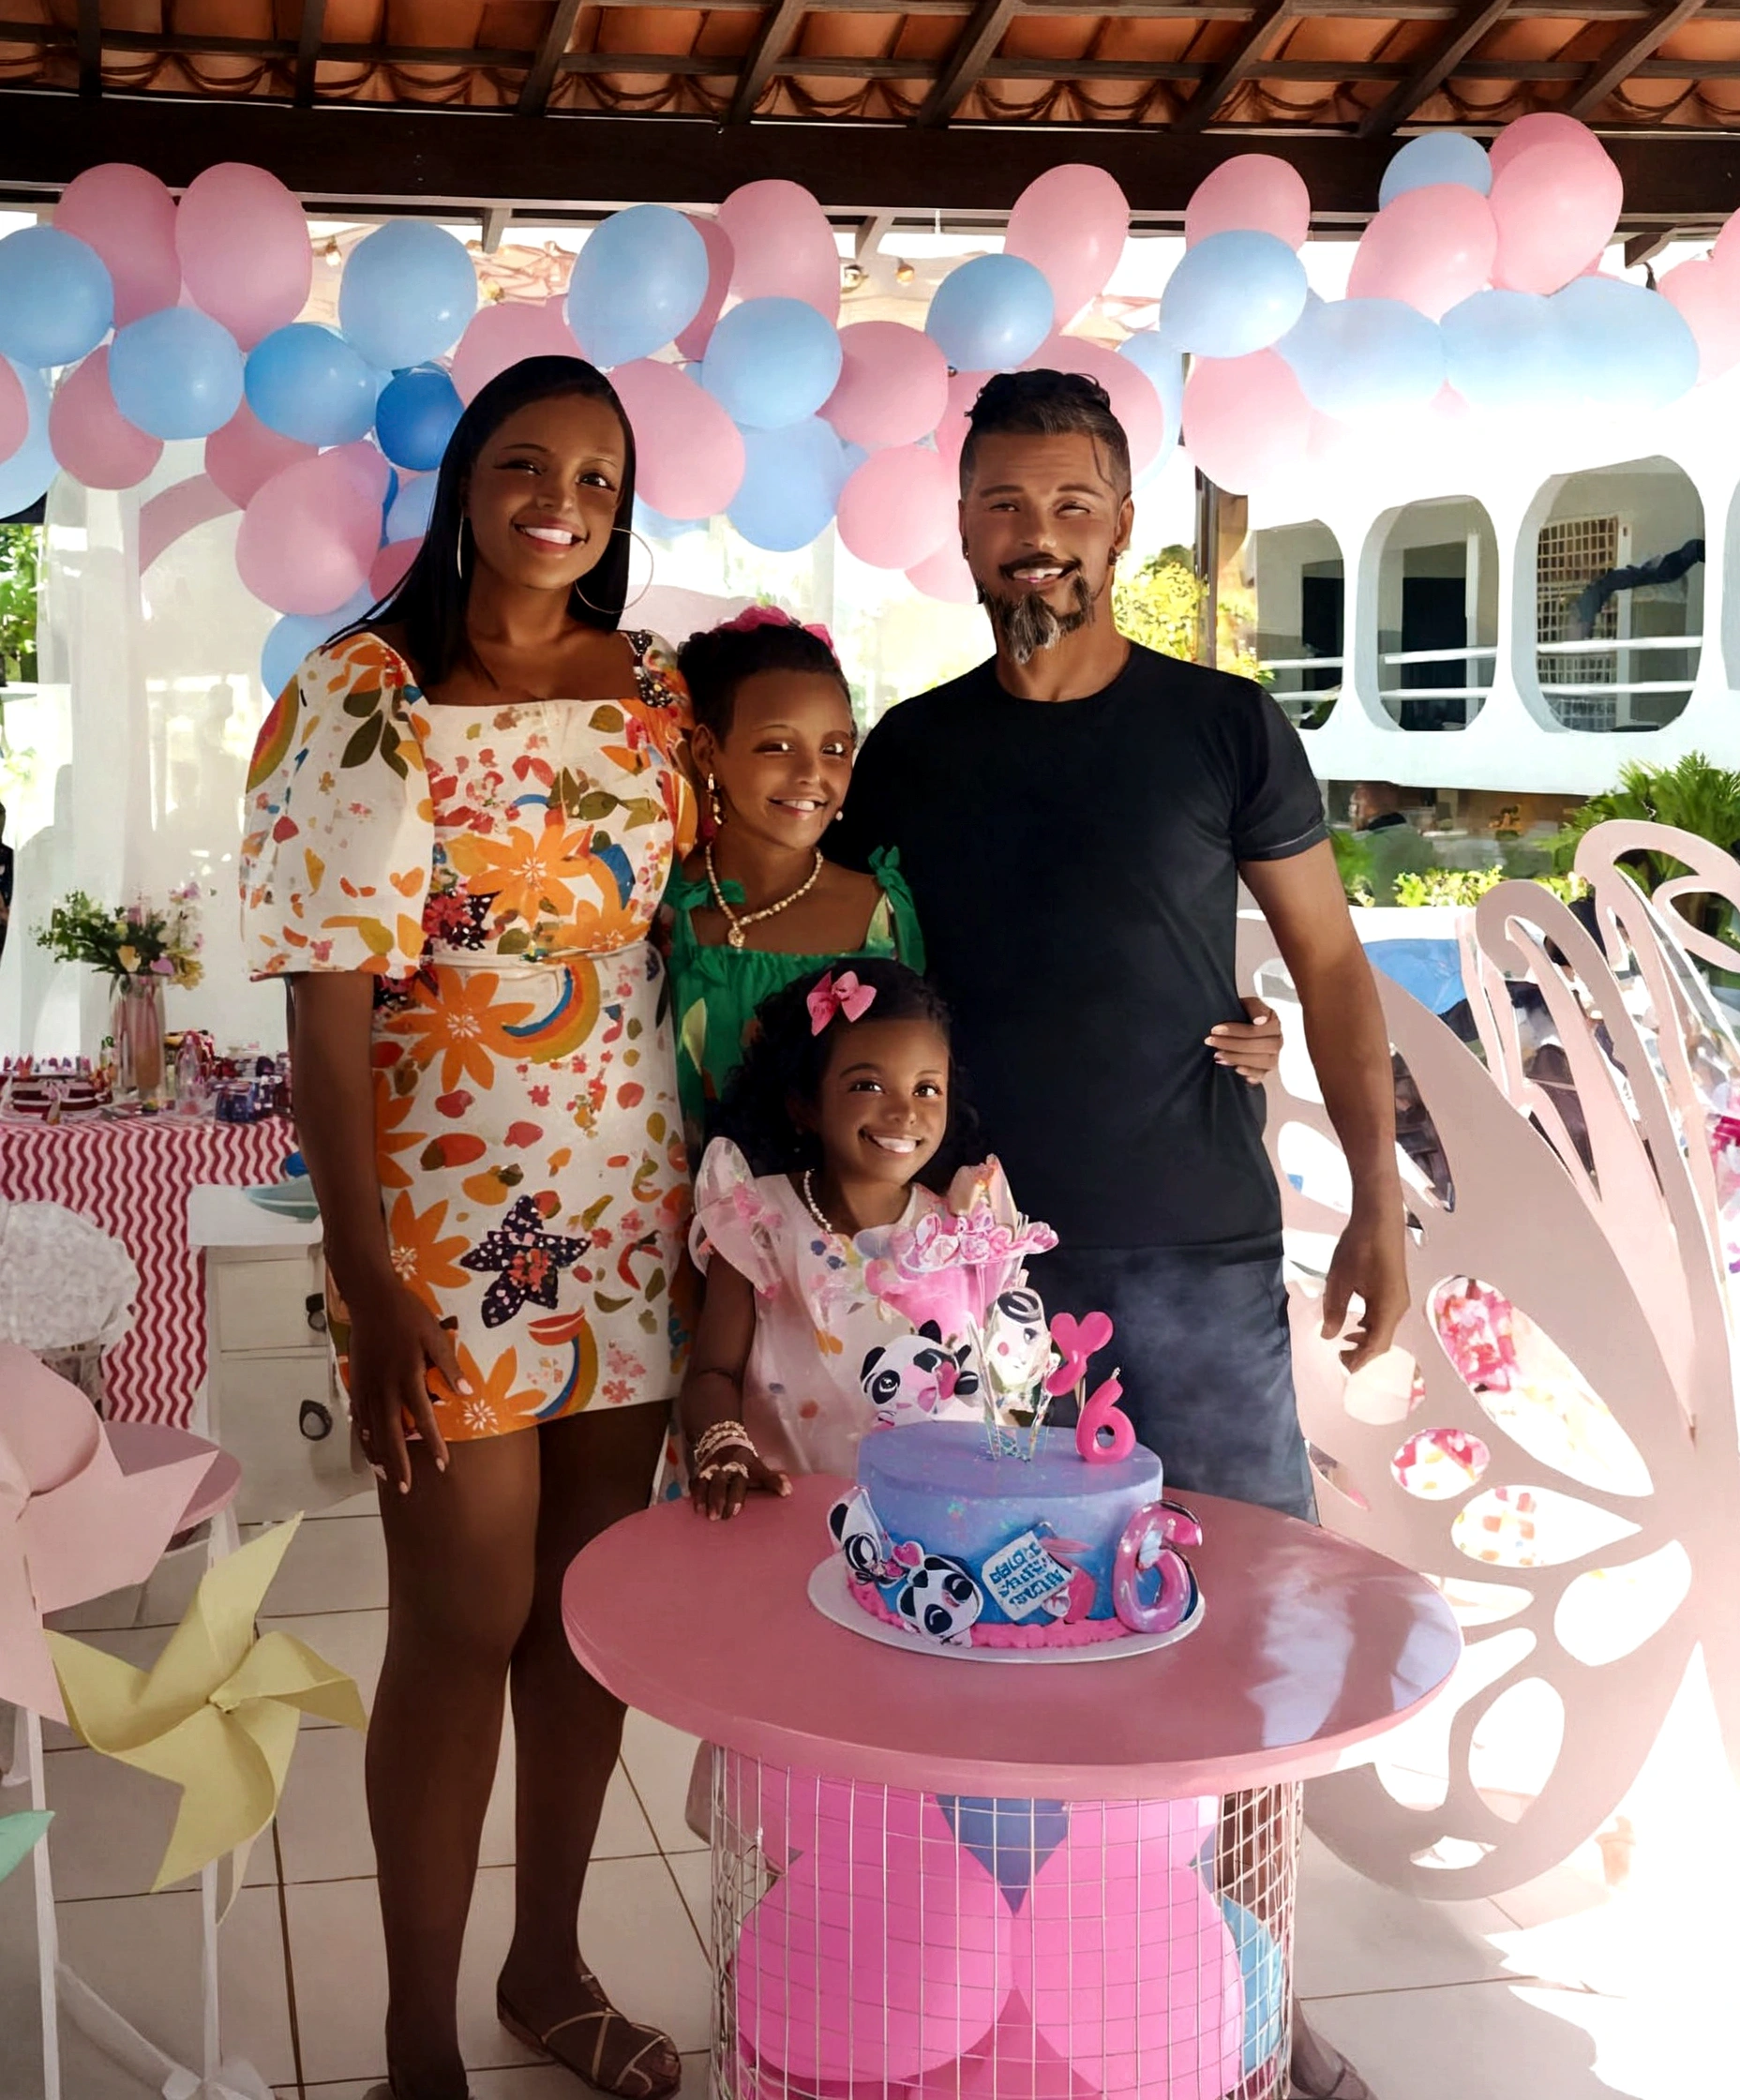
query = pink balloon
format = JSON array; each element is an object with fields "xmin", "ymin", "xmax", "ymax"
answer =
[
  {"xmin": 204, "ymin": 400, "xmax": 317, "ymax": 508},
  {"xmin": 1658, "ymin": 257, "xmax": 1740, "ymax": 382},
  {"xmin": 0, "ymin": 358, "xmax": 26, "ymax": 468},
  {"xmin": 1348, "ymin": 185, "xmax": 1498, "ymax": 321},
  {"xmin": 49, "ymin": 349, "xmax": 163, "ymax": 490},
  {"xmin": 1182, "ymin": 350, "xmax": 1312, "ymax": 493},
  {"xmin": 1490, "ymin": 142, "xmax": 1623, "ymax": 293},
  {"xmin": 675, "ymin": 217, "xmax": 736, "ymax": 361},
  {"xmin": 736, "ymin": 1787, "xmax": 1010, "ymax": 2084},
  {"xmin": 610, "ymin": 357, "xmax": 745, "ymax": 519},
  {"xmin": 1005, "ymin": 164, "xmax": 1131, "ymax": 329},
  {"xmin": 1012, "ymin": 1807, "xmax": 1242, "ymax": 2100},
  {"xmin": 908, "ymin": 542, "xmax": 977, "ymax": 605},
  {"xmin": 1488, "ymin": 111, "xmax": 1609, "ymax": 178},
  {"xmin": 371, "ymin": 537, "xmax": 420, "ymax": 599},
  {"xmin": 176, "ymin": 163, "xmax": 312, "ymax": 350},
  {"xmin": 1185, "ymin": 154, "xmax": 1312, "ymax": 251},
  {"xmin": 449, "ymin": 296, "xmax": 578, "ymax": 405},
  {"xmin": 824, "ymin": 322, "xmax": 950, "ymax": 450},
  {"xmin": 717, "ymin": 180, "xmax": 840, "ymax": 322},
  {"xmin": 933, "ymin": 368, "xmax": 993, "ymax": 479},
  {"xmin": 324, "ymin": 439, "xmax": 393, "ymax": 509},
  {"xmin": 1715, "ymin": 213, "xmax": 1740, "ymax": 274},
  {"xmin": 54, "ymin": 163, "xmax": 180, "ymax": 327},
  {"xmin": 237, "ymin": 452, "xmax": 380, "ymax": 616},
  {"xmin": 836, "ymin": 447, "xmax": 954, "ymax": 570},
  {"xmin": 1023, "ymin": 334, "xmax": 1165, "ymax": 475}
]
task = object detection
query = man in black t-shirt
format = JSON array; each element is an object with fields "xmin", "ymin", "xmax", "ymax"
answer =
[
  {"xmin": 833, "ymin": 368, "xmax": 1403, "ymax": 2100},
  {"xmin": 833, "ymin": 371, "xmax": 1406, "ymax": 1518}
]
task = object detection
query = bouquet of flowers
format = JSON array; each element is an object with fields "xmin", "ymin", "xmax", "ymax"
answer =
[{"xmin": 36, "ymin": 883, "xmax": 203, "ymax": 989}]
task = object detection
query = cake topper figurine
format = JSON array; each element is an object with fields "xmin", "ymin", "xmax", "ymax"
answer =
[{"xmin": 1047, "ymin": 1311, "xmax": 1136, "ymax": 1464}]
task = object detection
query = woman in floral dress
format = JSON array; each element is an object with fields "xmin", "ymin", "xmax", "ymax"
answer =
[{"xmin": 242, "ymin": 358, "xmax": 691, "ymax": 2100}]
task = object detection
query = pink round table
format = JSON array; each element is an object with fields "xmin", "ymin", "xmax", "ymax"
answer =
[{"xmin": 566, "ymin": 1477, "xmax": 1460, "ymax": 2100}]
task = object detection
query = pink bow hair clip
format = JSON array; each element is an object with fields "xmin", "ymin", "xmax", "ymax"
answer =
[
  {"xmin": 722, "ymin": 605, "xmax": 836, "ymax": 654},
  {"xmin": 807, "ymin": 969, "xmax": 877, "ymax": 1034}
]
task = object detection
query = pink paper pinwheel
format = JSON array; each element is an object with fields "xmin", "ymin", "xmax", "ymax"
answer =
[{"xmin": 0, "ymin": 1344, "xmax": 213, "ymax": 1722}]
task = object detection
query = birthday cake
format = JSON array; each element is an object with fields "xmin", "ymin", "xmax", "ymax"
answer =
[{"xmin": 2, "ymin": 1060, "xmax": 112, "ymax": 1121}]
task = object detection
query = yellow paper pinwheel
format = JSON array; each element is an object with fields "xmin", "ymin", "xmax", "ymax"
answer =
[{"xmin": 47, "ymin": 1517, "xmax": 366, "ymax": 1890}]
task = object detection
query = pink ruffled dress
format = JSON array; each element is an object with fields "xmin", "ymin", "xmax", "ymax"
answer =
[{"xmin": 688, "ymin": 1137, "xmax": 1036, "ymax": 1480}]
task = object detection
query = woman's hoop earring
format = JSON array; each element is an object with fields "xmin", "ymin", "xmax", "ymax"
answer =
[
  {"xmin": 573, "ymin": 525, "xmax": 655, "ymax": 617},
  {"xmin": 456, "ymin": 518, "xmax": 471, "ymax": 584}
]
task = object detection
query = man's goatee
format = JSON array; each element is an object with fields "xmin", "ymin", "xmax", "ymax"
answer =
[{"xmin": 981, "ymin": 574, "xmax": 1097, "ymax": 667}]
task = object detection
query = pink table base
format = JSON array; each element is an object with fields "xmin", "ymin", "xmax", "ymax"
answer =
[
  {"xmin": 564, "ymin": 1475, "xmax": 1460, "ymax": 1800},
  {"xmin": 0, "ymin": 1116, "xmax": 291, "ymax": 1426}
]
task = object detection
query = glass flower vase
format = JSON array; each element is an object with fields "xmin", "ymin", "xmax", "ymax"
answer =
[{"xmin": 110, "ymin": 974, "xmax": 166, "ymax": 1103}]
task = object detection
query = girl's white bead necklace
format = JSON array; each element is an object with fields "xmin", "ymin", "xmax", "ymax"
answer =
[
  {"xmin": 801, "ymin": 1169, "xmax": 842, "ymax": 1238},
  {"xmin": 704, "ymin": 839, "xmax": 823, "ymax": 950}
]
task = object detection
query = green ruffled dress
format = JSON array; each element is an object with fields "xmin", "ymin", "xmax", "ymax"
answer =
[{"xmin": 665, "ymin": 846, "xmax": 925, "ymax": 1151}]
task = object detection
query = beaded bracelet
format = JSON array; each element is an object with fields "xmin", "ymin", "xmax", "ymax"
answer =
[
  {"xmin": 692, "ymin": 1419, "xmax": 756, "ymax": 1468},
  {"xmin": 697, "ymin": 1459, "xmax": 751, "ymax": 1485}
]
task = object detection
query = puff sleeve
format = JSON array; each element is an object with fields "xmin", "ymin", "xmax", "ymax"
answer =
[
  {"xmin": 239, "ymin": 633, "xmax": 434, "ymax": 980},
  {"xmin": 688, "ymin": 1137, "xmax": 787, "ymax": 1298}
]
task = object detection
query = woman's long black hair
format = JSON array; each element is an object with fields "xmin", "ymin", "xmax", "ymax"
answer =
[
  {"xmin": 364, "ymin": 354, "xmax": 638, "ymax": 687},
  {"xmin": 712, "ymin": 958, "xmax": 982, "ymax": 1192}
]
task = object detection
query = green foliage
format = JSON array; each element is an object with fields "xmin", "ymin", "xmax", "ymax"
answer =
[
  {"xmin": 1113, "ymin": 546, "xmax": 1205, "ymax": 664},
  {"xmin": 1549, "ymin": 754, "xmax": 1740, "ymax": 888},
  {"xmin": 1391, "ymin": 866, "xmax": 1585, "ymax": 909},
  {"xmin": 36, "ymin": 885, "xmax": 204, "ymax": 988},
  {"xmin": 1330, "ymin": 826, "xmax": 1375, "ymax": 908},
  {"xmin": 0, "ymin": 524, "xmax": 40, "ymax": 682}
]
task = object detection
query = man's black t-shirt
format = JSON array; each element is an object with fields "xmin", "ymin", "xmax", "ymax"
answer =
[{"xmin": 832, "ymin": 644, "xmax": 1327, "ymax": 1253}]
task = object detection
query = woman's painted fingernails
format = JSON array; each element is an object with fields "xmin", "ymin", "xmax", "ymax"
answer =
[{"xmin": 370, "ymin": 1463, "xmax": 388, "ymax": 1482}]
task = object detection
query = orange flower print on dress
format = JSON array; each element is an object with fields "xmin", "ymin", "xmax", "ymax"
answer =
[
  {"xmin": 388, "ymin": 1192, "xmax": 471, "ymax": 1309},
  {"xmin": 390, "ymin": 970, "xmax": 536, "ymax": 1093},
  {"xmin": 241, "ymin": 629, "xmax": 694, "ymax": 1444}
]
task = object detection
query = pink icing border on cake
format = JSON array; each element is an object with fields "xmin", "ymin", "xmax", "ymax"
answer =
[{"xmin": 848, "ymin": 1577, "xmax": 1132, "ymax": 1649}]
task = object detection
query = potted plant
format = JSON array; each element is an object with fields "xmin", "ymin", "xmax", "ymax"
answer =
[{"xmin": 35, "ymin": 884, "xmax": 203, "ymax": 1102}]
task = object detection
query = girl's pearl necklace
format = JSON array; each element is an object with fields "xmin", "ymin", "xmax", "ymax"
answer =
[
  {"xmin": 801, "ymin": 1169, "xmax": 842, "ymax": 1238},
  {"xmin": 705, "ymin": 840, "xmax": 823, "ymax": 950}
]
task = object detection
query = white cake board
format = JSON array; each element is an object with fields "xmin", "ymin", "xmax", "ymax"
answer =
[{"xmin": 807, "ymin": 1557, "xmax": 1205, "ymax": 1664}]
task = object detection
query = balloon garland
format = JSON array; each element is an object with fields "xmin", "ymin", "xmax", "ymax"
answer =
[{"xmin": 2, "ymin": 119, "xmax": 1735, "ymax": 690}]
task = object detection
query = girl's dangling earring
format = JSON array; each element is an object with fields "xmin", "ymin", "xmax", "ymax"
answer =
[{"xmin": 700, "ymin": 772, "xmax": 724, "ymax": 844}]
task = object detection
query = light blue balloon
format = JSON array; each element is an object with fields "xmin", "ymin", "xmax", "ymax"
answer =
[
  {"xmin": 109, "ymin": 308, "xmax": 244, "ymax": 441},
  {"xmin": 1281, "ymin": 296, "xmax": 1444, "ymax": 419},
  {"xmin": 260, "ymin": 587, "xmax": 377, "ymax": 698},
  {"xmin": 1551, "ymin": 276, "xmax": 1699, "ymax": 412},
  {"xmin": 339, "ymin": 221, "xmax": 477, "ymax": 373},
  {"xmin": 0, "ymin": 226, "xmax": 113, "ymax": 369},
  {"xmin": 633, "ymin": 498, "xmax": 706, "ymax": 542},
  {"xmin": 568, "ymin": 207, "xmax": 708, "ymax": 369},
  {"xmin": 1218, "ymin": 1897, "xmax": 1285, "ymax": 2078},
  {"xmin": 1380, "ymin": 132, "xmax": 1493, "ymax": 208},
  {"xmin": 0, "ymin": 360, "xmax": 53, "ymax": 517},
  {"xmin": 1160, "ymin": 232, "xmax": 1308, "ymax": 359},
  {"xmin": 925, "ymin": 254, "xmax": 1054, "ymax": 372},
  {"xmin": 385, "ymin": 472, "xmax": 438, "ymax": 543},
  {"xmin": 246, "ymin": 323, "xmax": 376, "ymax": 445},
  {"xmin": 1118, "ymin": 330, "xmax": 1185, "ymax": 472},
  {"xmin": 701, "ymin": 298, "xmax": 844, "ymax": 432},
  {"xmin": 1440, "ymin": 290, "xmax": 1559, "ymax": 412},
  {"xmin": 728, "ymin": 417, "xmax": 848, "ymax": 552}
]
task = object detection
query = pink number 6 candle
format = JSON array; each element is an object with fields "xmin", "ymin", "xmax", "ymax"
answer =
[
  {"xmin": 1075, "ymin": 1373, "xmax": 1135, "ymax": 1464},
  {"xmin": 1112, "ymin": 1501, "xmax": 1203, "ymax": 1634}
]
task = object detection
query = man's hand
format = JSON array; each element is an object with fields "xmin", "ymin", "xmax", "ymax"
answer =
[{"xmin": 1321, "ymin": 1207, "xmax": 1410, "ymax": 1372}]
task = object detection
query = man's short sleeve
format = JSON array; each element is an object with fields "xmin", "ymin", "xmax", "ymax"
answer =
[
  {"xmin": 1230, "ymin": 685, "xmax": 1328, "ymax": 863},
  {"xmin": 830, "ymin": 708, "xmax": 901, "ymax": 874}
]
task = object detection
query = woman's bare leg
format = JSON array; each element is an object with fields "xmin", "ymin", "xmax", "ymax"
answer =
[
  {"xmin": 368, "ymin": 1432, "xmax": 541, "ymax": 2100},
  {"xmin": 498, "ymin": 1403, "xmax": 678, "ymax": 2094}
]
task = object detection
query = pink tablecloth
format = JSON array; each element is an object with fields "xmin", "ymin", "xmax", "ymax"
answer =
[{"xmin": 0, "ymin": 1115, "xmax": 292, "ymax": 1425}]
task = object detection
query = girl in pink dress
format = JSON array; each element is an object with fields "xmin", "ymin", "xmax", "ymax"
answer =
[{"xmin": 679, "ymin": 957, "xmax": 1056, "ymax": 1517}]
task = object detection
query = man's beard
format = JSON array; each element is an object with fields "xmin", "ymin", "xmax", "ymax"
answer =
[{"xmin": 980, "ymin": 569, "xmax": 1097, "ymax": 667}]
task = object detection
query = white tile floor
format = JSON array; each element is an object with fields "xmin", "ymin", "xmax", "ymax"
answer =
[{"xmin": 2, "ymin": 1497, "xmax": 1728, "ymax": 2099}]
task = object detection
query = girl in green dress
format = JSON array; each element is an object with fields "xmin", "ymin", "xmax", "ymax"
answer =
[{"xmin": 665, "ymin": 609, "xmax": 923, "ymax": 1151}]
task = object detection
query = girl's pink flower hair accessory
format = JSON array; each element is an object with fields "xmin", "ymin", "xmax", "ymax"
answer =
[{"xmin": 721, "ymin": 604, "xmax": 836, "ymax": 655}]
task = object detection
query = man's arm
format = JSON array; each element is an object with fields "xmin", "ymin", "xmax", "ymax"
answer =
[{"xmin": 1238, "ymin": 840, "xmax": 1408, "ymax": 1372}]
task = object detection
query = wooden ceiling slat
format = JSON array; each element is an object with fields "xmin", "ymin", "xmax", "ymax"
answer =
[
  {"xmin": 1358, "ymin": 0, "xmax": 1511, "ymax": 138},
  {"xmin": 519, "ymin": 0, "xmax": 586, "ymax": 114},
  {"xmin": 729, "ymin": 0, "xmax": 809, "ymax": 120},
  {"xmin": 1174, "ymin": 0, "xmax": 1303, "ymax": 131},
  {"xmin": 1567, "ymin": 0, "xmax": 1707, "ymax": 118},
  {"xmin": 919, "ymin": 0, "xmax": 1026, "ymax": 125},
  {"xmin": 294, "ymin": 0, "xmax": 327, "ymax": 110}
]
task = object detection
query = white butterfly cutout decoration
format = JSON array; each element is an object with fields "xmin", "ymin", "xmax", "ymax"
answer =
[{"xmin": 1239, "ymin": 819, "xmax": 1740, "ymax": 1901}]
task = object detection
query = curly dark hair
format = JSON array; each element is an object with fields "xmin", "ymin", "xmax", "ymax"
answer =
[
  {"xmin": 712, "ymin": 958, "xmax": 982, "ymax": 1191},
  {"xmin": 677, "ymin": 615, "xmax": 850, "ymax": 739},
  {"xmin": 961, "ymin": 368, "xmax": 1132, "ymax": 498}
]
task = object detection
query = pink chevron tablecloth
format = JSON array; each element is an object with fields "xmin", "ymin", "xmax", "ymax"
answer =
[{"xmin": 0, "ymin": 1114, "xmax": 292, "ymax": 1425}]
